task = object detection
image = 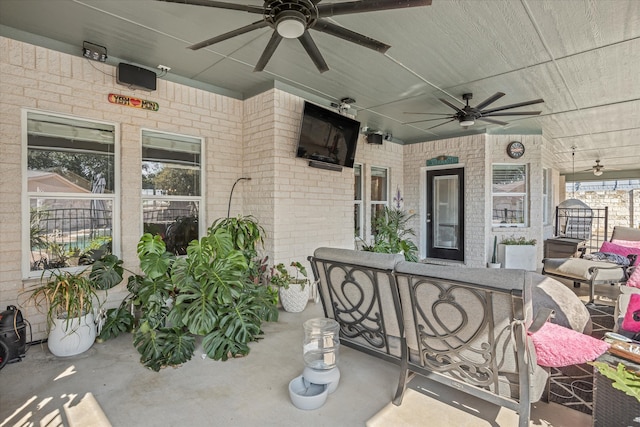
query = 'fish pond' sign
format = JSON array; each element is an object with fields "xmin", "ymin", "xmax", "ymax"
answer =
[
  {"xmin": 426, "ymin": 156, "xmax": 459, "ymax": 167},
  {"xmin": 108, "ymin": 93, "xmax": 159, "ymax": 111}
]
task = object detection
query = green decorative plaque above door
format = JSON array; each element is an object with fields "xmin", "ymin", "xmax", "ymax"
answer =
[{"xmin": 426, "ymin": 156, "xmax": 459, "ymax": 167}]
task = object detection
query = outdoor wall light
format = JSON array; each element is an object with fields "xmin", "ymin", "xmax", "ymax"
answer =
[{"xmin": 82, "ymin": 41, "xmax": 107, "ymax": 62}]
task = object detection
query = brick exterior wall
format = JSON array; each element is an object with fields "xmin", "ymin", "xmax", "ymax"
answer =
[
  {"xmin": 0, "ymin": 37, "xmax": 243, "ymax": 339},
  {"xmin": 403, "ymin": 134, "xmax": 551, "ymax": 268},
  {"xmin": 0, "ymin": 36, "xmax": 556, "ymax": 337}
]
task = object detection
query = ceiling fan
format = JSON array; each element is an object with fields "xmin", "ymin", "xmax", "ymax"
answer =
[
  {"xmin": 157, "ymin": 0, "xmax": 432, "ymax": 73},
  {"xmin": 404, "ymin": 92, "xmax": 544, "ymax": 129},
  {"xmin": 584, "ymin": 160, "xmax": 612, "ymax": 176}
]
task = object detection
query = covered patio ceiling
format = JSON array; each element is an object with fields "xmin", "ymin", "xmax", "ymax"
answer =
[{"xmin": 1, "ymin": 0, "xmax": 639, "ymax": 180}]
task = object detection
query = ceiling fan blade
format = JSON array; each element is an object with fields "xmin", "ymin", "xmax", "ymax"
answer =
[
  {"xmin": 403, "ymin": 112, "xmax": 452, "ymax": 116},
  {"xmin": 421, "ymin": 117, "xmax": 455, "ymax": 122},
  {"xmin": 477, "ymin": 117, "xmax": 509, "ymax": 126},
  {"xmin": 313, "ymin": 20, "xmax": 390, "ymax": 53},
  {"xmin": 402, "ymin": 116, "xmax": 454, "ymax": 124},
  {"xmin": 481, "ymin": 98, "xmax": 544, "ymax": 115},
  {"xmin": 298, "ymin": 32, "xmax": 329, "ymax": 73},
  {"xmin": 157, "ymin": 0, "xmax": 264, "ymax": 14},
  {"xmin": 318, "ymin": 0, "xmax": 431, "ymax": 17},
  {"xmin": 482, "ymin": 111, "xmax": 541, "ymax": 117},
  {"xmin": 254, "ymin": 32, "xmax": 282, "ymax": 72},
  {"xmin": 438, "ymin": 98, "xmax": 464, "ymax": 114},
  {"xmin": 473, "ymin": 92, "xmax": 505, "ymax": 111},
  {"xmin": 188, "ymin": 20, "xmax": 269, "ymax": 50},
  {"xmin": 427, "ymin": 119, "xmax": 456, "ymax": 130}
]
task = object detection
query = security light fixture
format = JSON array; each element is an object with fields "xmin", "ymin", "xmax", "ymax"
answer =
[{"xmin": 82, "ymin": 41, "xmax": 107, "ymax": 62}]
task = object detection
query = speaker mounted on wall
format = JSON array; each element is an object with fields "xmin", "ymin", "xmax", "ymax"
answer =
[
  {"xmin": 116, "ymin": 63, "xmax": 157, "ymax": 91},
  {"xmin": 367, "ymin": 133, "xmax": 383, "ymax": 145}
]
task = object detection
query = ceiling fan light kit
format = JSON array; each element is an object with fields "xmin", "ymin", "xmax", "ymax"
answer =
[
  {"xmin": 276, "ymin": 12, "xmax": 307, "ymax": 39},
  {"xmin": 459, "ymin": 115, "xmax": 475, "ymax": 127}
]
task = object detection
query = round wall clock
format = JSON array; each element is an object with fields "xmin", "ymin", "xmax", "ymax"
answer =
[{"xmin": 507, "ymin": 141, "xmax": 525, "ymax": 159}]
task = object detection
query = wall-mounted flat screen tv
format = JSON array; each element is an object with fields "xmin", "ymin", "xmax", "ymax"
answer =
[{"xmin": 295, "ymin": 101, "xmax": 360, "ymax": 168}]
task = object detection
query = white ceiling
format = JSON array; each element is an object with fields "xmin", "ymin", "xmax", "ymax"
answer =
[{"xmin": 1, "ymin": 0, "xmax": 639, "ymax": 180}]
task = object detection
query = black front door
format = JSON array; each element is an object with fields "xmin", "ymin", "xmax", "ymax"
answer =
[{"xmin": 426, "ymin": 168, "xmax": 465, "ymax": 261}]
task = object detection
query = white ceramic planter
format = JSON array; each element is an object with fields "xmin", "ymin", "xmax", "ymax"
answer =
[
  {"xmin": 48, "ymin": 312, "xmax": 96, "ymax": 357},
  {"xmin": 487, "ymin": 262, "xmax": 501, "ymax": 269},
  {"xmin": 280, "ymin": 284, "xmax": 310, "ymax": 312},
  {"xmin": 498, "ymin": 244, "xmax": 537, "ymax": 271}
]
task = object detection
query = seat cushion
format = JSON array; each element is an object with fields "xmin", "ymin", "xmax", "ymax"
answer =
[
  {"xmin": 543, "ymin": 257, "xmax": 627, "ymax": 283},
  {"xmin": 528, "ymin": 322, "xmax": 609, "ymax": 367}
]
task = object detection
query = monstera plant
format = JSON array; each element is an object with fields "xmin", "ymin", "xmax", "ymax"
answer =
[{"xmin": 121, "ymin": 216, "xmax": 277, "ymax": 371}]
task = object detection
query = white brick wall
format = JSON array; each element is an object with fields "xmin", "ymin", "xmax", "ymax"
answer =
[
  {"xmin": 403, "ymin": 135, "xmax": 487, "ymax": 266},
  {"xmin": 0, "ymin": 37, "xmax": 243, "ymax": 339},
  {"xmin": 0, "ymin": 36, "xmax": 555, "ymax": 338},
  {"xmin": 402, "ymin": 134, "xmax": 549, "ymax": 268}
]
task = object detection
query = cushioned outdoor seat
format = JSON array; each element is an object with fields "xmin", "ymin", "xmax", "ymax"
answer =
[{"xmin": 542, "ymin": 226, "xmax": 640, "ymax": 303}]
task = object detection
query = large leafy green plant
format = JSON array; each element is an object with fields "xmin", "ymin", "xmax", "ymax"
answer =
[
  {"xmin": 209, "ymin": 215, "xmax": 265, "ymax": 283},
  {"xmin": 361, "ymin": 207, "xmax": 419, "ymax": 262},
  {"xmin": 126, "ymin": 216, "xmax": 278, "ymax": 371}
]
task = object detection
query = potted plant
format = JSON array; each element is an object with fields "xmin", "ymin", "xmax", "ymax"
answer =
[
  {"xmin": 269, "ymin": 261, "xmax": 311, "ymax": 313},
  {"xmin": 498, "ymin": 235, "xmax": 538, "ymax": 271},
  {"xmin": 27, "ymin": 254, "xmax": 124, "ymax": 356},
  {"xmin": 488, "ymin": 235, "xmax": 501, "ymax": 268},
  {"xmin": 113, "ymin": 215, "xmax": 278, "ymax": 371},
  {"xmin": 361, "ymin": 206, "xmax": 418, "ymax": 262}
]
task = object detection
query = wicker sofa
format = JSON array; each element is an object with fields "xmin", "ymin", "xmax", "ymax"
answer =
[{"xmin": 309, "ymin": 247, "xmax": 590, "ymax": 427}]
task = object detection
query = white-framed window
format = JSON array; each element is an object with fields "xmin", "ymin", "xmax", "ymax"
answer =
[
  {"xmin": 354, "ymin": 164, "xmax": 363, "ymax": 240},
  {"xmin": 24, "ymin": 110, "xmax": 118, "ymax": 276},
  {"xmin": 542, "ymin": 167, "xmax": 552, "ymax": 225},
  {"xmin": 370, "ymin": 166, "xmax": 389, "ymax": 236},
  {"xmin": 492, "ymin": 164, "xmax": 527, "ymax": 226},
  {"xmin": 141, "ymin": 129, "xmax": 203, "ymax": 255}
]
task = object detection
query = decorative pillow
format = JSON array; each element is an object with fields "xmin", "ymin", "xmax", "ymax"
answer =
[
  {"xmin": 622, "ymin": 294, "xmax": 640, "ymax": 333},
  {"xmin": 612, "ymin": 239, "xmax": 640, "ymax": 249},
  {"xmin": 627, "ymin": 267, "xmax": 640, "ymax": 288},
  {"xmin": 600, "ymin": 241, "xmax": 640, "ymax": 266},
  {"xmin": 528, "ymin": 322, "xmax": 610, "ymax": 367}
]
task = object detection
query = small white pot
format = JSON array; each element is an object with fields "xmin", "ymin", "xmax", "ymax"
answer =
[
  {"xmin": 48, "ymin": 312, "xmax": 96, "ymax": 357},
  {"xmin": 487, "ymin": 262, "xmax": 501, "ymax": 269},
  {"xmin": 280, "ymin": 283, "xmax": 310, "ymax": 313}
]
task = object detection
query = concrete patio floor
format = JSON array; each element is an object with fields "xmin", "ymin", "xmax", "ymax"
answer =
[{"xmin": 1, "ymin": 295, "xmax": 598, "ymax": 427}]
